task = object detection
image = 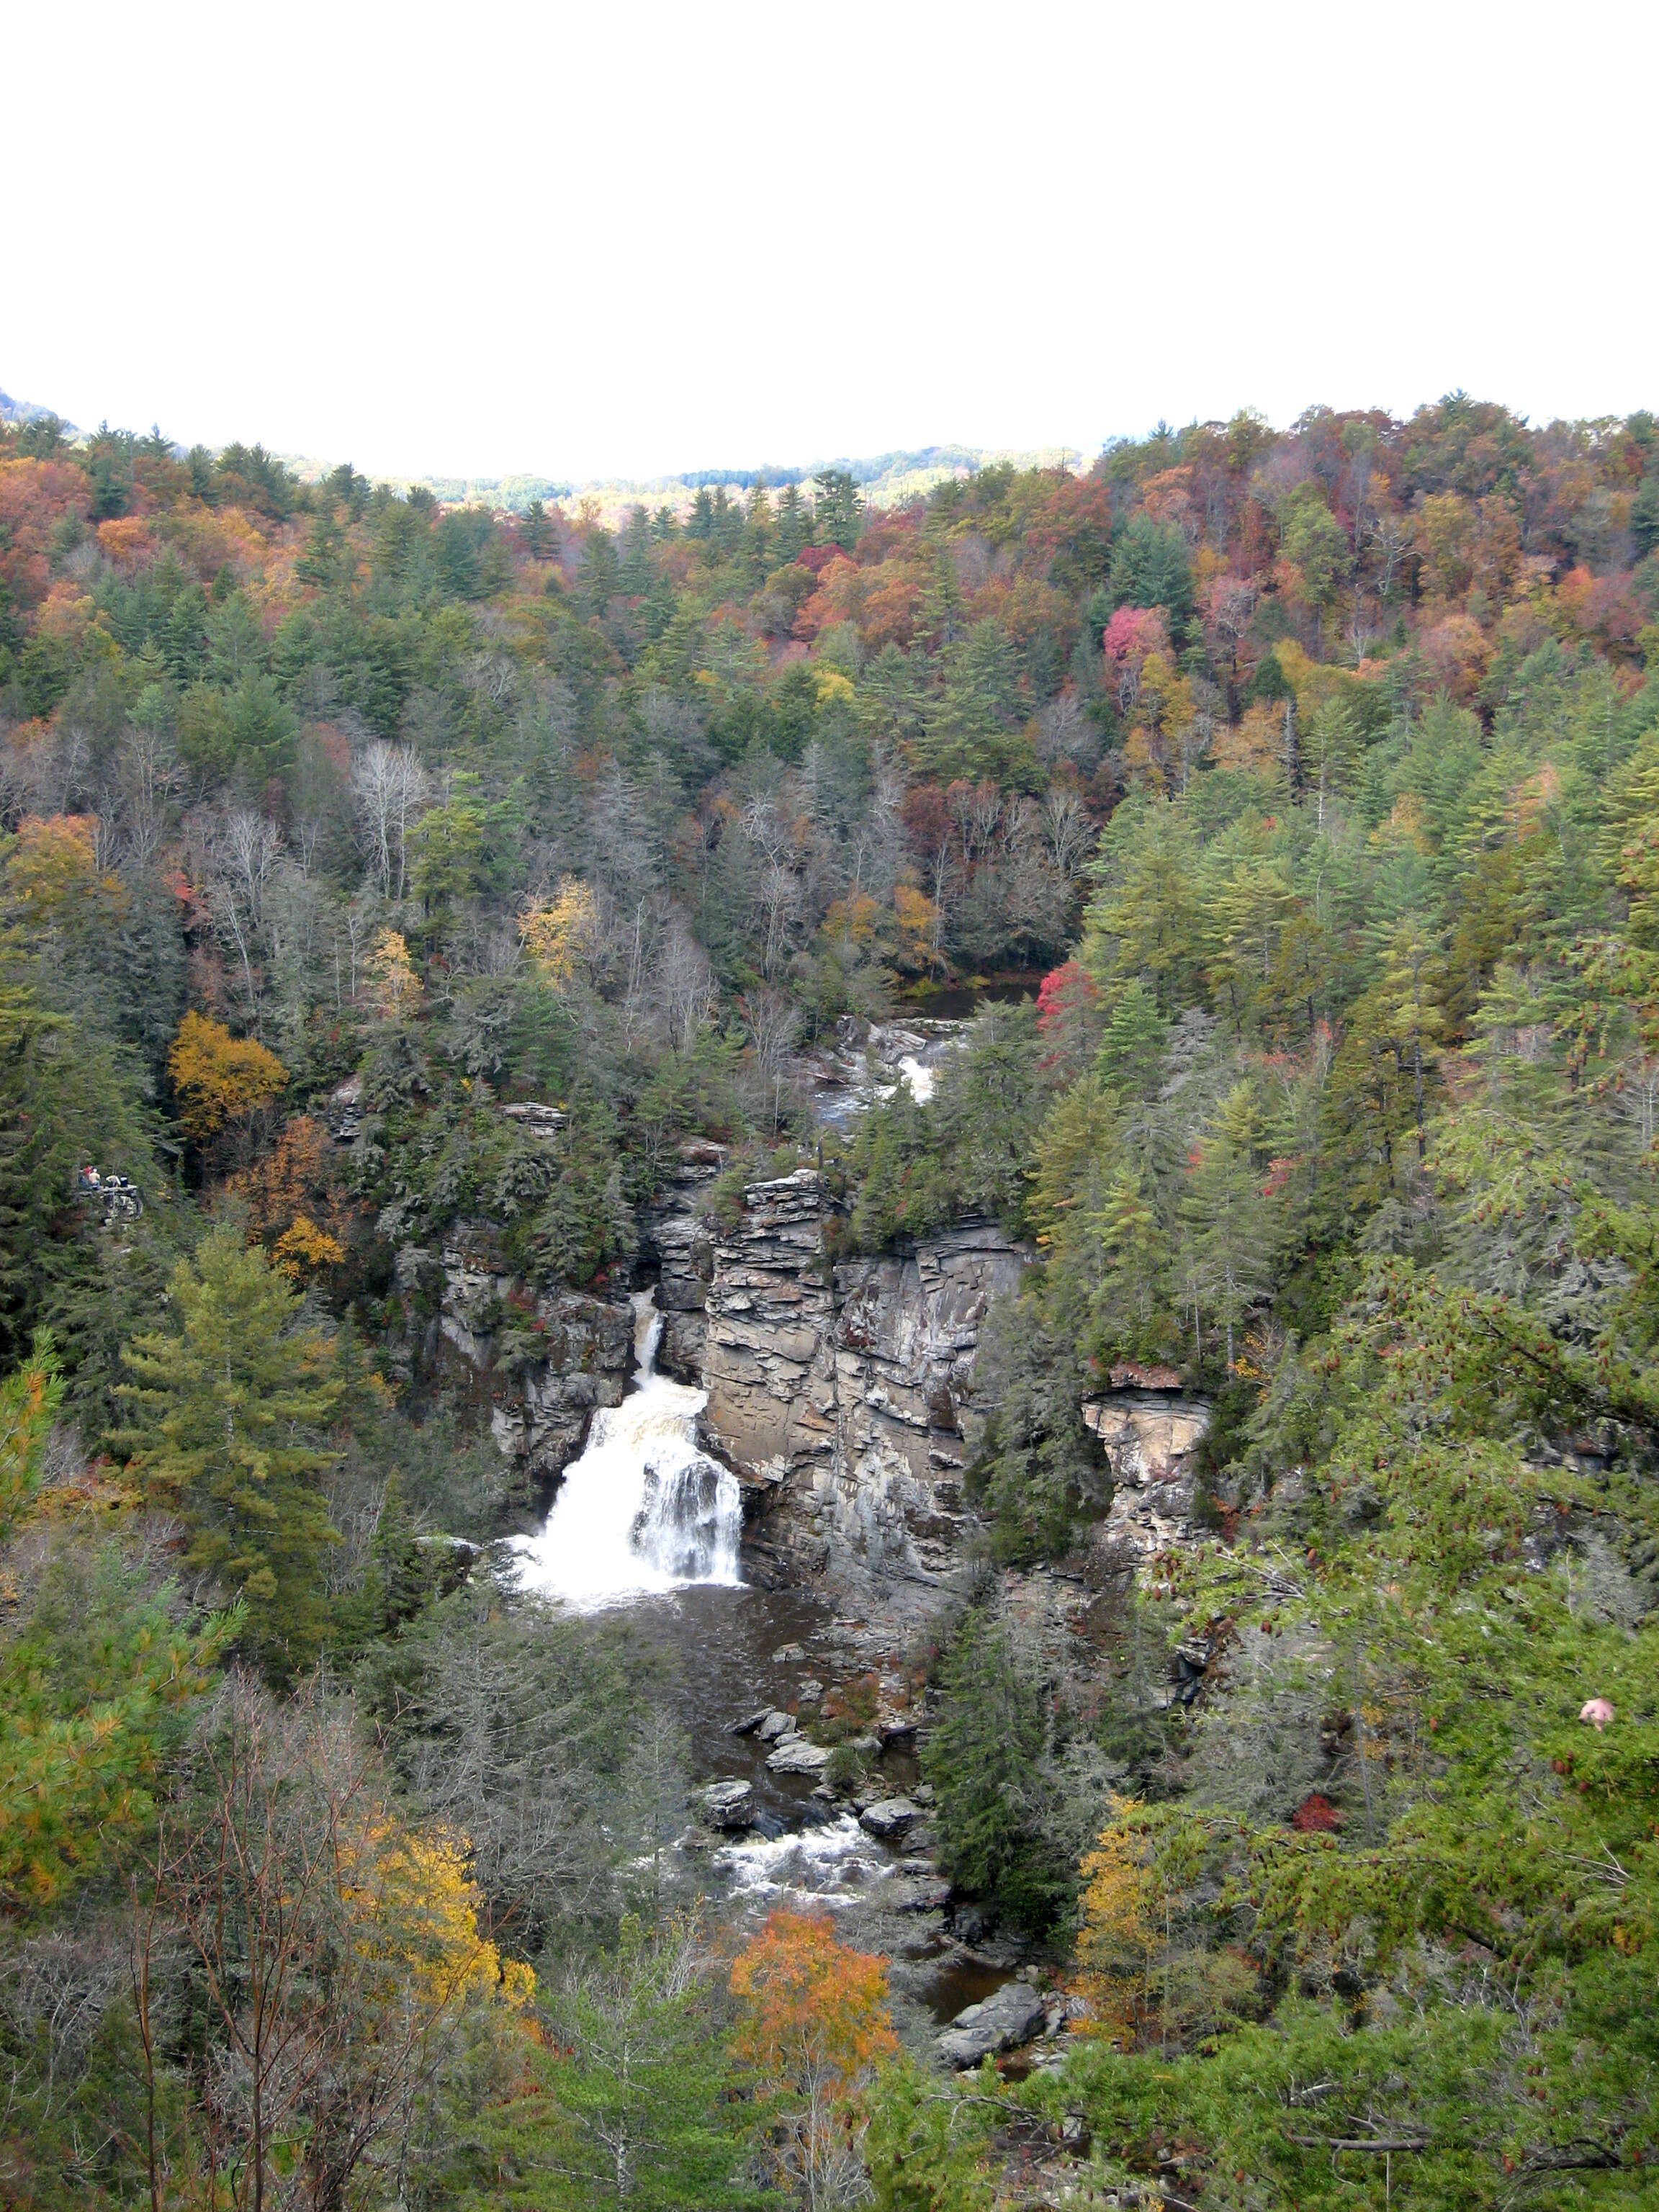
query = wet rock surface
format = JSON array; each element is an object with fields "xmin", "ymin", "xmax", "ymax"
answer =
[
  {"xmin": 765, "ymin": 1736, "xmax": 832, "ymax": 1773},
  {"xmin": 390, "ymin": 1221, "xmax": 635, "ymax": 1485},
  {"xmin": 637, "ymin": 1143, "xmax": 724, "ymax": 1382},
  {"xmin": 859, "ymin": 1797, "xmax": 922, "ymax": 1840},
  {"xmin": 698, "ymin": 1779, "xmax": 756, "ymax": 1830}
]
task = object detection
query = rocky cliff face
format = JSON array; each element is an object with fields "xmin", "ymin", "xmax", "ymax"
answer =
[
  {"xmin": 637, "ymin": 1144, "xmax": 724, "ymax": 1384},
  {"xmin": 699, "ymin": 1172, "xmax": 1030, "ymax": 1602},
  {"xmin": 1082, "ymin": 1385, "xmax": 1213, "ymax": 1573},
  {"xmin": 400, "ymin": 1222, "xmax": 634, "ymax": 1487},
  {"xmin": 701, "ymin": 1170, "xmax": 840, "ymax": 1491},
  {"xmin": 399, "ymin": 1169, "xmax": 1211, "ymax": 1605}
]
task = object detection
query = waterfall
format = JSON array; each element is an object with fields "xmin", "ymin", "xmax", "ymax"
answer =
[{"xmin": 510, "ymin": 1291, "xmax": 744, "ymax": 1607}]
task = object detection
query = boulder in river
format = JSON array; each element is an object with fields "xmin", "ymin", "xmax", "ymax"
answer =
[
  {"xmin": 729, "ymin": 1708, "xmax": 772, "ymax": 1736},
  {"xmin": 757, "ymin": 1709, "xmax": 796, "ymax": 1742},
  {"xmin": 767, "ymin": 1737, "xmax": 833, "ymax": 1774},
  {"xmin": 859, "ymin": 1797, "xmax": 921, "ymax": 1840},
  {"xmin": 771, "ymin": 1642, "xmax": 806, "ymax": 1662},
  {"xmin": 698, "ymin": 1779, "xmax": 755, "ymax": 1830},
  {"xmin": 937, "ymin": 1980, "xmax": 1048, "ymax": 2069}
]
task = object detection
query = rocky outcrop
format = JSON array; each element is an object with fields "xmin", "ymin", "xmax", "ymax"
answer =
[
  {"xmin": 1082, "ymin": 1388, "xmax": 1212, "ymax": 1569},
  {"xmin": 487, "ymin": 1292, "xmax": 634, "ymax": 1475},
  {"xmin": 767, "ymin": 1735, "xmax": 832, "ymax": 1774},
  {"xmin": 697, "ymin": 1779, "xmax": 756, "ymax": 1830},
  {"xmin": 937, "ymin": 1979, "xmax": 1047, "ymax": 2069},
  {"xmin": 699, "ymin": 1172, "xmax": 1030, "ymax": 1599},
  {"xmin": 637, "ymin": 1143, "xmax": 725, "ymax": 1382},
  {"xmin": 822, "ymin": 1225, "xmax": 1029, "ymax": 1581},
  {"xmin": 859, "ymin": 1797, "xmax": 921, "ymax": 1840},
  {"xmin": 425, "ymin": 1222, "xmax": 634, "ymax": 1480},
  {"xmin": 701, "ymin": 1171, "xmax": 840, "ymax": 1488}
]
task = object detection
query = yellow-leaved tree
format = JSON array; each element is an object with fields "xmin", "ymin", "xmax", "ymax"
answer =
[
  {"xmin": 147, "ymin": 1679, "xmax": 533, "ymax": 2212},
  {"xmin": 521, "ymin": 876, "xmax": 601, "ymax": 989},
  {"xmin": 1074, "ymin": 1797, "xmax": 1257, "ymax": 2054},
  {"xmin": 272, "ymin": 1213, "xmax": 346, "ymax": 1281},
  {"xmin": 367, "ymin": 926, "xmax": 423, "ymax": 1016},
  {"xmin": 167, "ymin": 1010, "xmax": 287, "ymax": 1143}
]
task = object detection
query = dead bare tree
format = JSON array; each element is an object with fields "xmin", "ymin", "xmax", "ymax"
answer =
[
  {"xmin": 117, "ymin": 722, "xmax": 185, "ymax": 872},
  {"xmin": 1367, "ymin": 511, "xmax": 1412, "ymax": 603},
  {"xmin": 652, "ymin": 915, "xmax": 716, "ymax": 1053},
  {"xmin": 744, "ymin": 986, "xmax": 802, "ymax": 1136},
  {"xmin": 155, "ymin": 1675, "xmax": 365, "ymax": 2212},
  {"xmin": 349, "ymin": 742, "xmax": 427, "ymax": 902},
  {"xmin": 1040, "ymin": 784, "xmax": 1096, "ymax": 879},
  {"xmin": 189, "ymin": 809, "xmax": 284, "ymax": 1035}
]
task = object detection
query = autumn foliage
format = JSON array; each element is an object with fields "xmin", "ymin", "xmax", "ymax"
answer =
[
  {"xmin": 167, "ymin": 1008, "xmax": 287, "ymax": 1139},
  {"xmin": 521, "ymin": 874, "xmax": 601, "ymax": 987},
  {"xmin": 729, "ymin": 1909, "xmax": 896, "ymax": 2091},
  {"xmin": 731, "ymin": 1911, "xmax": 896, "ymax": 2209}
]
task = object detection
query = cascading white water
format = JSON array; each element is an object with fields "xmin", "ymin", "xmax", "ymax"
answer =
[{"xmin": 510, "ymin": 1290, "xmax": 744, "ymax": 1608}]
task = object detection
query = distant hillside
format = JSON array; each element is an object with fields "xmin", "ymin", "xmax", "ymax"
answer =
[
  {"xmin": 0, "ymin": 387, "xmax": 76, "ymax": 433},
  {"xmin": 284, "ymin": 442, "xmax": 1091, "ymax": 523},
  {"xmin": 0, "ymin": 383, "xmax": 1085, "ymax": 516}
]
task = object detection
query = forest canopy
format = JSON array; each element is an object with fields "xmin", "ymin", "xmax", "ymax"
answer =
[{"xmin": 3, "ymin": 391, "xmax": 1658, "ymax": 2208}]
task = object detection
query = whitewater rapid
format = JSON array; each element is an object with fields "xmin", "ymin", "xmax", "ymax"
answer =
[{"xmin": 510, "ymin": 1291, "xmax": 745, "ymax": 1609}]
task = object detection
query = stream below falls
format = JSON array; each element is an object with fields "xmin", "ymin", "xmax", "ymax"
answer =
[{"xmin": 505, "ymin": 1291, "xmax": 1035, "ymax": 2053}]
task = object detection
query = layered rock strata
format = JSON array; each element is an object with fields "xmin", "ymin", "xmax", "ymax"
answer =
[
  {"xmin": 700, "ymin": 1172, "xmax": 1030, "ymax": 1599},
  {"xmin": 637, "ymin": 1143, "xmax": 726, "ymax": 1382}
]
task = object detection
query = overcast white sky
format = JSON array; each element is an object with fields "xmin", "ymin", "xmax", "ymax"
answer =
[{"xmin": 5, "ymin": 1, "xmax": 1653, "ymax": 483}]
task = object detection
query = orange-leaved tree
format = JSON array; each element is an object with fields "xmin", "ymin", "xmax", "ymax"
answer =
[
  {"xmin": 226, "ymin": 1113, "xmax": 354, "ymax": 1277},
  {"xmin": 167, "ymin": 1010, "xmax": 287, "ymax": 1143},
  {"xmin": 730, "ymin": 1909, "xmax": 895, "ymax": 2212}
]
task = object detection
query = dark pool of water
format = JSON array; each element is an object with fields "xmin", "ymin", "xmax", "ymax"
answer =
[
  {"xmin": 915, "ymin": 1958, "xmax": 1016, "ymax": 2024},
  {"xmin": 900, "ymin": 976, "xmax": 1042, "ymax": 1022}
]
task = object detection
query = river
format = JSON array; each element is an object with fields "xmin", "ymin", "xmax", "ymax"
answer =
[{"xmin": 505, "ymin": 1292, "xmax": 1033, "ymax": 2049}]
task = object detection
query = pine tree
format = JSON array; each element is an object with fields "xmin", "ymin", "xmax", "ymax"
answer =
[
  {"xmin": 1088, "ymin": 1166, "xmax": 1169, "ymax": 1358},
  {"xmin": 1095, "ymin": 977, "xmax": 1169, "ymax": 1096},
  {"xmin": 117, "ymin": 1226, "xmax": 341, "ymax": 1677},
  {"xmin": 1179, "ymin": 1082, "xmax": 1276, "ymax": 1371},
  {"xmin": 774, "ymin": 480, "xmax": 811, "ymax": 563},
  {"xmin": 921, "ymin": 1607, "xmax": 1068, "ymax": 1929},
  {"xmin": 522, "ymin": 496, "xmax": 554, "ymax": 559},
  {"xmin": 517, "ymin": 1914, "xmax": 760, "ymax": 2211}
]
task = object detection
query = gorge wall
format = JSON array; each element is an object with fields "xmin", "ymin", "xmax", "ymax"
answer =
[
  {"xmin": 696, "ymin": 1169, "xmax": 1031, "ymax": 1600},
  {"xmin": 406, "ymin": 1159, "xmax": 1210, "ymax": 1603}
]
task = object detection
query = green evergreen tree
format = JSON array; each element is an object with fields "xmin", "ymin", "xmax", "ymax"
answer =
[
  {"xmin": 922, "ymin": 1606, "xmax": 1069, "ymax": 1931},
  {"xmin": 471, "ymin": 1915, "xmax": 762, "ymax": 2211},
  {"xmin": 812, "ymin": 467, "xmax": 864, "ymax": 551},
  {"xmin": 523, "ymin": 496, "xmax": 554, "ymax": 559},
  {"xmin": 117, "ymin": 1226, "xmax": 341, "ymax": 1678},
  {"xmin": 1094, "ymin": 978, "xmax": 1168, "ymax": 1097},
  {"xmin": 1179, "ymin": 1082, "xmax": 1276, "ymax": 1370}
]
